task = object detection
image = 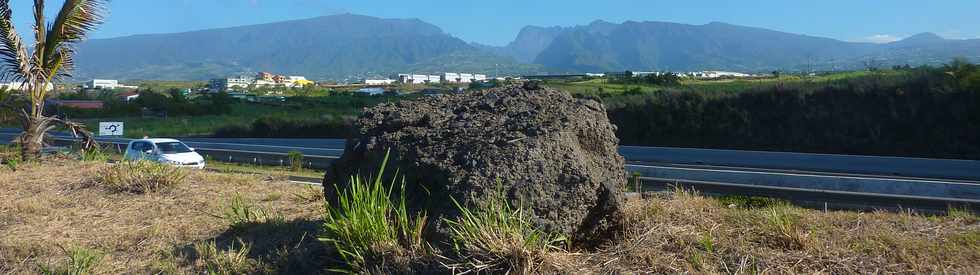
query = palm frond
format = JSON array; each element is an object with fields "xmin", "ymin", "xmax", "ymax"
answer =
[
  {"xmin": 43, "ymin": 0, "xmax": 108, "ymax": 78},
  {"xmin": 0, "ymin": 0, "xmax": 31, "ymax": 82}
]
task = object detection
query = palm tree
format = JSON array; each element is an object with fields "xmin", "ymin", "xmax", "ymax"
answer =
[{"xmin": 0, "ymin": 0, "xmax": 107, "ymax": 161}]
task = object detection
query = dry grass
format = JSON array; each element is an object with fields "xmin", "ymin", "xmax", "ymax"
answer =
[
  {"xmin": 0, "ymin": 159, "xmax": 325, "ymax": 274},
  {"xmin": 93, "ymin": 160, "xmax": 188, "ymax": 194},
  {"xmin": 2, "ymin": 159, "xmax": 978, "ymax": 274},
  {"xmin": 550, "ymin": 189, "xmax": 980, "ymax": 274}
]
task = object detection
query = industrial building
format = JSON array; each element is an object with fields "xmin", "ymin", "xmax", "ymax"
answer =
[
  {"xmin": 209, "ymin": 76, "xmax": 254, "ymax": 92},
  {"xmin": 364, "ymin": 79, "xmax": 396, "ymax": 85},
  {"xmin": 396, "ymin": 72, "xmax": 490, "ymax": 84},
  {"xmin": 84, "ymin": 79, "xmax": 138, "ymax": 90}
]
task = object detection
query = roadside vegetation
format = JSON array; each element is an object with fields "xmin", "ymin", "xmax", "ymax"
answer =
[
  {"xmin": 601, "ymin": 61, "xmax": 980, "ymax": 159},
  {"xmin": 2, "ymin": 156, "xmax": 977, "ymax": 273},
  {"xmin": 55, "ymin": 91, "xmax": 395, "ymax": 138}
]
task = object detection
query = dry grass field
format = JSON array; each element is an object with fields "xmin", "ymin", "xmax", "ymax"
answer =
[
  {"xmin": 0, "ymin": 159, "xmax": 326, "ymax": 274},
  {"xmin": 1, "ymin": 157, "xmax": 978, "ymax": 274}
]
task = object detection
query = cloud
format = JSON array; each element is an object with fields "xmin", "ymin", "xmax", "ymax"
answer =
[{"xmin": 854, "ymin": 34, "xmax": 903, "ymax": 44}]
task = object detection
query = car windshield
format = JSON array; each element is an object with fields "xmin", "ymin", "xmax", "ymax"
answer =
[{"xmin": 155, "ymin": 142, "xmax": 192, "ymax": 154}]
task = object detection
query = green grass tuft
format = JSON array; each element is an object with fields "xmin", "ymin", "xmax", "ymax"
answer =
[
  {"xmin": 193, "ymin": 239, "xmax": 256, "ymax": 275},
  {"xmin": 319, "ymin": 149, "xmax": 427, "ymax": 272},
  {"xmin": 221, "ymin": 193, "xmax": 286, "ymax": 230},
  {"xmin": 38, "ymin": 245, "xmax": 103, "ymax": 275},
  {"xmin": 287, "ymin": 151, "xmax": 304, "ymax": 172},
  {"xmin": 443, "ymin": 183, "xmax": 567, "ymax": 274}
]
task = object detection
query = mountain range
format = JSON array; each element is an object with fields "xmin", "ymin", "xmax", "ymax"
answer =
[{"xmin": 73, "ymin": 14, "xmax": 980, "ymax": 80}]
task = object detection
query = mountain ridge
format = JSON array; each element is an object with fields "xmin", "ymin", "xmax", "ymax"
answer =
[{"xmin": 72, "ymin": 14, "xmax": 980, "ymax": 80}]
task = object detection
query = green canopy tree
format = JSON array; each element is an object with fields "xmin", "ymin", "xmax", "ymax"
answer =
[{"xmin": 0, "ymin": 0, "xmax": 108, "ymax": 161}]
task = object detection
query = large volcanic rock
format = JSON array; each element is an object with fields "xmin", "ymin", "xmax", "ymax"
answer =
[{"xmin": 323, "ymin": 84, "xmax": 627, "ymax": 244}]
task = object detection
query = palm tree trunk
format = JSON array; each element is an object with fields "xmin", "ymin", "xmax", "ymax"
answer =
[
  {"xmin": 19, "ymin": 95, "xmax": 49, "ymax": 162},
  {"xmin": 19, "ymin": 114, "xmax": 44, "ymax": 161}
]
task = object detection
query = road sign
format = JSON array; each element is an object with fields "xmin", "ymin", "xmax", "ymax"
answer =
[{"xmin": 99, "ymin": 122, "xmax": 124, "ymax": 136}]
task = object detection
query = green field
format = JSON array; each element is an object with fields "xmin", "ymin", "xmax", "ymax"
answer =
[{"xmin": 543, "ymin": 71, "xmax": 889, "ymax": 95}]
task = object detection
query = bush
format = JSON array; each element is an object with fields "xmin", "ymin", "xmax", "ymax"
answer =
[
  {"xmin": 95, "ymin": 160, "xmax": 187, "ymax": 193},
  {"xmin": 319, "ymin": 150, "xmax": 427, "ymax": 272},
  {"xmin": 443, "ymin": 184, "xmax": 568, "ymax": 274}
]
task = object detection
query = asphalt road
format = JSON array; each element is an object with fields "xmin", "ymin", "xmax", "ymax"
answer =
[
  {"xmin": 3, "ymin": 128, "xmax": 979, "ymax": 212},
  {"xmin": 2, "ymin": 128, "xmax": 980, "ymax": 181}
]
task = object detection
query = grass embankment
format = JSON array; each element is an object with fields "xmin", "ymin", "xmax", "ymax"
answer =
[{"xmin": 1, "ymin": 157, "xmax": 977, "ymax": 273}]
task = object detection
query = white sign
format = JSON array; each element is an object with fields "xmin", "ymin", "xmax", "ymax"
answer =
[{"xmin": 99, "ymin": 122, "xmax": 124, "ymax": 136}]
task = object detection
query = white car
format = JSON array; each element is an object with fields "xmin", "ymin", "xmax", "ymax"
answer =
[{"xmin": 123, "ymin": 138, "xmax": 206, "ymax": 169}]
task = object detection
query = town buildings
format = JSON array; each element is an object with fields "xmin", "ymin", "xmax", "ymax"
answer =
[{"xmin": 209, "ymin": 72, "xmax": 314, "ymax": 92}]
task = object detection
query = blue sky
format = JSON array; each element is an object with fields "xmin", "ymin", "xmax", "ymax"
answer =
[{"xmin": 10, "ymin": 0, "xmax": 980, "ymax": 46}]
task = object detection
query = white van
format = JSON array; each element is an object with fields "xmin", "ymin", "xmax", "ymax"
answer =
[{"xmin": 123, "ymin": 138, "xmax": 206, "ymax": 169}]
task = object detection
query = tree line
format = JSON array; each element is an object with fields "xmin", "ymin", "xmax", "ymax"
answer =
[
  {"xmin": 603, "ymin": 61, "xmax": 980, "ymax": 159},
  {"xmin": 54, "ymin": 89, "xmax": 235, "ymax": 118}
]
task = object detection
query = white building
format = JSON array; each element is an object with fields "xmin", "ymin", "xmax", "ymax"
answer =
[
  {"xmin": 209, "ymin": 76, "xmax": 254, "ymax": 92},
  {"xmin": 686, "ymin": 71, "xmax": 752, "ymax": 78},
  {"xmin": 411, "ymin": 75, "xmax": 429, "ymax": 84},
  {"xmin": 397, "ymin": 74, "xmax": 439, "ymax": 84},
  {"xmin": 85, "ymin": 79, "xmax": 138, "ymax": 90},
  {"xmin": 427, "ymin": 75, "xmax": 441, "ymax": 84},
  {"xmin": 442, "ymin": 73, "xmax": 461, "ymax": 83},
  {"xmin": 365, "ymin": 79, "xmax": 396, "ymax": 85},
  {"xmin": 399, "ymin": 72, "xmax": 489, "ymax": 84},
  {"xmin": 0, "ymin": 82, "xmax": 53, "ymax": 91}
]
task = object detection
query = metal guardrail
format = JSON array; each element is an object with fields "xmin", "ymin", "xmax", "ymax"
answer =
[{"xmin": 22, "ymin": 134, "xmax": 980, "ymax": 213}]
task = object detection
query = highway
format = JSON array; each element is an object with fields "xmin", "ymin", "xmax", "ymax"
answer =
[{"xmin": 3, "ymin": 128, "xmax": 979, "ymax": 212}]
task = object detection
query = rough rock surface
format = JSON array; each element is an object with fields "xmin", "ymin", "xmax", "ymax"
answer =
[{"xmin": 323, "ymin": 84, "xmax": 627, "ymax": 245}]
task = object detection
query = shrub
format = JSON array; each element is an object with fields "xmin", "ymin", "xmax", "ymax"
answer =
[
  {"xmin": 287, "ymin": 151, "xmax": 303, "ymax": 172},
  {"xmin": 95, "ymin": 160, "xmax": 187, "ymax": 193},
  {"xmin": 443, "ymin": 184, "xmax": 568, "ymax": 274},
  {"xmin": 319, "ymin": 150, "xmax": 427, "ymax": 272},
  {"xmin": 38, "ymin": 245, "xmax": 103, "ymax": 275}
]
